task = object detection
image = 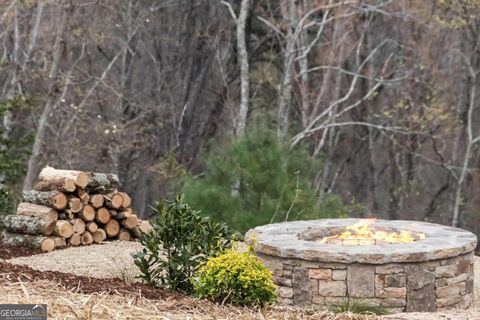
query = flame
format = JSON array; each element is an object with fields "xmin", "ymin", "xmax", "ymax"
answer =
[{"xmin": 319, "ymin": 219, "xmax": 425, "ymax": 245}]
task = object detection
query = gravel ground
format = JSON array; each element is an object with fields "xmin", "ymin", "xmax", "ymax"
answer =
[
  {"xmin": 7, "ymin": 241, "xmax": 143, "ymax": 280},
  {"xmin": 4, "ymin": 242, "xmax": 480, "ymax": 319}
]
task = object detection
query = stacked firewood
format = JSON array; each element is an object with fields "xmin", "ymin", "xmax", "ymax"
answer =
[{"xmin": 1, "ymin": 166, "xmax": 152, "ymax": 252}]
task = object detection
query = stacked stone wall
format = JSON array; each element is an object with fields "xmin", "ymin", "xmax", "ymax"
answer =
[{"xmin": 259, "ymin": 251, "xmax": 474, "ymax": 312}]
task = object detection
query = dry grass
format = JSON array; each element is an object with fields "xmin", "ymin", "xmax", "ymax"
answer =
[{"xmin": 0, "ymin": 278, "xmax": 381, "ymax": 320}]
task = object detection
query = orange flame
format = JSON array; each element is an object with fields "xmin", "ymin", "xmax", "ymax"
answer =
[{"xmin": 320, "ymin": 219, "xmax": 425, "ymax": 245}]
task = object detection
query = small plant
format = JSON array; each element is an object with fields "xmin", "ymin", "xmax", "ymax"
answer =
[
  {"xmin": 330, "ymin": 298, "xmax": 390, "ymax": 315},
  {"xmin": 133, "ymin": 194, "xmax": 233, "ymax": 293},
  {"xmin": 193, "ymin": 249, "xmax": 277, "ymax": 306}
]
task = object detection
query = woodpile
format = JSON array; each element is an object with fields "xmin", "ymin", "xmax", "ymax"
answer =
[{"xmin": 1, "ymin": 166, "xmax": 152, "ymax": 252}]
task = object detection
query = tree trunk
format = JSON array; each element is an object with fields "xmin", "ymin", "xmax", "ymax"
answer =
[
  {"xmin": 3, "ymin": 215, "xmax": 56, "ymax": 236},
  {"xmin": 2, "ymin": 231, "xmax": 55, "ymax": 252},
  {"xmin": 16, "ymin": 203, "xmax": 58, "ymax": 222},
  {"xmin": 22, "ymin": 190, "xmax": 68, "ymax": 210},
  {"xmin": 234, "ymin": 0, "xmax": 250, "ymax": 137}
]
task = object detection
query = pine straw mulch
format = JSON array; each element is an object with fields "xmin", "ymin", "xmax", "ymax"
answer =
[{"xmin": 0, "ymin": 261, "xmax": 381, "ymax": 320}]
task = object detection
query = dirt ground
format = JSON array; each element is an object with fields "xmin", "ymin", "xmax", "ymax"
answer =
[{"xmin": 0, "ymin": 241, "xmax": 479, "ymax": 319}]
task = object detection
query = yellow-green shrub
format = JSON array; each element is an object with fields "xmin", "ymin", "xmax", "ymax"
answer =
[{"xmin": 193, "ymin": 249, "xmax": 277, "ymax": 306}]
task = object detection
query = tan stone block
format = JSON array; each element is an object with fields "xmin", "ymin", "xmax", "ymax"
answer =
[
  {"xmin": 310, "ymin": 280, "xmax": 319, "ymax": 293},
  {"xmin": 348, "ymin": 265, "xmax": 375, "ymax": 298},
  {"xmin": 312, "ymin": 295, "xmax": 325, "ymax": 304},
  {"xmin": 385, "ymin": 273, "xmax": 406, "ymax": 287},
  {"xmin": 380, "ymin": 298, "xmax": 407, "ymax": 307},
  {"xmin": 332, "ymin": 269, "xmax": 347, "ymax": 281},
  {"xmin": 258, "ymin": 256, "xmax": 283, "ymax": 276},
  {"xmin": 435, "ymin": 264, "xmax": 456, "ymax": 278},
  {"xmin": 273, "ymin": 276, "xmax": 292, "ymax": 287},
  {"xmin": 436, "ymin": 295, "xmax": 462, "ymax": 308},
  {"xmin": 318, "ymin": 280, "xmax": 347, "ymax": 297},
  {"xmin": 301, "ymin": 261, "xmax": 320, "ymax": 268},
  {"xmin": 376, "ymin": 287, "xmax": 406, "ymax": 299},
  {"xmin": 277, "ymin": 297, "xmax": 294, "ymax": 305},
  {"xmin": 278, "ymin": 286, "xmax": 293, "ymax": 298},
  {"xmin": 309, "ymin": 268, "xmax": 332, "ymax": 280},
  {"xmin": 376, "ymin": 264, "xmax": 404, "ymax": 274},
  {"xmin": 458, "ymin": 293, "xmax": 474, "ymax": 309},
  {"xmin": 435, "ymin": 278, "xmax": 448, "ymax": 287},
  {"xmin": 436, "ymin": 284, "xmax": 461, "ymax": 298},
  {"xmin": 283, "ymin": 269, "xmax": 292, "ymax": 278}
]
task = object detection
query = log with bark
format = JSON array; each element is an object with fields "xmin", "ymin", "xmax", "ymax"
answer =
[
  {"xmin": 17, "ymin": 202, "xmax": 58, "ymax": 222},
  {"xmin": 22, "ymin": 190, "xmax": 68, "ymax": 210},
  {"xmin": 86, "ymin": 172, "xmax": 120, "ymax": 189},
  {"xmin": 3, "ymin": 214, "xmax": 56, "ymax": 236},
  {"xmin": 2, "ymin": 231, "xmax": 55, "ymax": 252},
  {"xmin": 39, "ymin": 166, "xmax": 89, "ymax": 188}
]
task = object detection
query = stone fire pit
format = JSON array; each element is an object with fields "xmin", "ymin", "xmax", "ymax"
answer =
[{"xmin": 245, "ymin": 219, "xmax": 477, "ymax": 312}]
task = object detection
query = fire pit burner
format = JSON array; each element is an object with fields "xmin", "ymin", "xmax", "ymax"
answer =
[{"xmin": 245, "ymin": 219, "xmax": 477, "ymax": 312}]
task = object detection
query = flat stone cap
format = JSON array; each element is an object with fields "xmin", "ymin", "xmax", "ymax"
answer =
[{"xmin": 245, "ymin": 219, "xmax": 477, "ymax": 264}]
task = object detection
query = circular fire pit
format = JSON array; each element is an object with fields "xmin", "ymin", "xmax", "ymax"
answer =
[{"xmin": 245, "ymin": 219, "xmax": 477, "ymax": 312}]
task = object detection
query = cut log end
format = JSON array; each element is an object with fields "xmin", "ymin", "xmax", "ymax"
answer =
[
  {"xmin": 105, "ymin": 219, "xmax": 120, "ymax": 237},
  {"xmin": 79, "ymin": 205, "xmax": 95, "ymax": 222},
  {"xmin": 95, "ymin": 207, "xmax": 111, "ymax": 224},
  {"xmin": 89, "ymin": 194, "xmax": 104, "ymax": 208},
  {"xmin": 105, "ymin": 193, "xmax": 123, "ymax": 209},
  {"xmin": 68, "ymin": 233, "xmax": 81, "ymax": 246},
  {"xmin": 55, "ymin": 220, "xmax": 74, "ymax": 238},
  {"xmin": 92, "ymin": 229, "xmax": 106, "ymax": 243},
  {"xmin": 121, "ymin": 214, "xmax": 138, "ymax": 229},
  {"xmin": 81, "ymin": 231, "xmax": 93, "ymax": 245},
  {"xmin": 118, "ymin": 229, "xmax": 132, "ymax": 241},
  {"xmin": 86, "ymin": 222, "xmax": 98, "ymax": 233},
  {"xmin": 68, "ymin": 197, "xmax": 83, "ymax": 213}
]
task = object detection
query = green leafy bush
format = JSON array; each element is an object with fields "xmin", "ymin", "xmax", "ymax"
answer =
[
  {"xmin": 133, "ymin": 195, "xmax": 233, "ymax": 293},
  {"xmin": 183, "ymin": 118, "xmax": 355, "ymax": 232},
  {"xmin": 193, "ymin": 249, "xmax": 277, "ymax": 306}
]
